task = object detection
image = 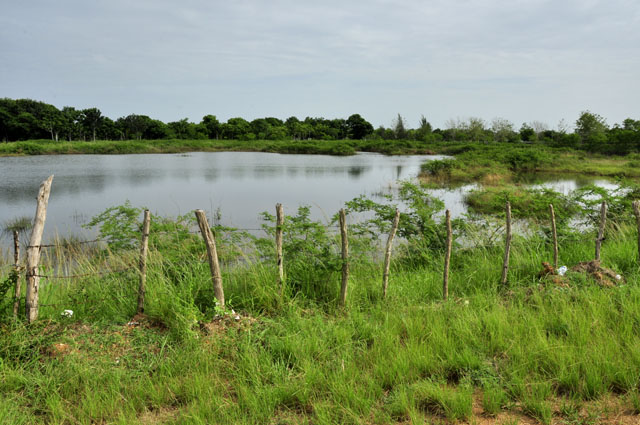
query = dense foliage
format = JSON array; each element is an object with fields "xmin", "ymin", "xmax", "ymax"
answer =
[{"xmin": 3, "ymin": 98, "xmax": 639, "ymax": 155}]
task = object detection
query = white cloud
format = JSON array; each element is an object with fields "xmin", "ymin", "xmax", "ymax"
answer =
[{"xmin": 1, "ymin": 0, "xmax": 638, "ymax": 127}]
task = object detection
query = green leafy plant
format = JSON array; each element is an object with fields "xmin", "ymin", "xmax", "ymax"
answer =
[
  {"xmin": 84, "ymin": 201, "xmax": 145, "ymax": 251},
  {"xmin": 258, "ymin": 205, "xmax": 341, "ymax": 301},
  {"xmin": 571, "ymin": 179, "xmax": 640, "ymax": 227},
  {"xmin": 421, "ymin": 158, "xmax": 457, "ymax": 178},
  {"xmin": 344, "ymin": 181, "xmax": 454, "ymax": 265}
]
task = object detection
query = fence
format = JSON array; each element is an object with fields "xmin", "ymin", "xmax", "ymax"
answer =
[{"xmin": 5, "ymin": 176, "xmax": 640, "ymax": 324}]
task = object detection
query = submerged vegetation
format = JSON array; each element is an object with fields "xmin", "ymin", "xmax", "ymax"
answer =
[{"xmin": 2, "ymin": 181, "xmax": 640, "ymax": 424}]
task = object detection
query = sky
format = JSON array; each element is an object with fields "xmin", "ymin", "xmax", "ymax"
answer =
[{"xmin": 1, "ymin": 0, "xmax": 639, "ymax": 130}]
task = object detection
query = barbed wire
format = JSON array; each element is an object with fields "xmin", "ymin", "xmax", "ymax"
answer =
[
  {"xmin": 7, "ymin": 296, "xmax": 67, "ymax": 308},
  {"xmin": 33, "ymin": 267, "xmax": 135, "ymax": 280},
  {"xmin": 15, "ymin": 224, "xmax": 348, "ymax": 251},
  {"xmin": 39, "ymin": 301, "xmax": 73, "ymax": 308},
  {"xmin": 27, "ymin": 238, "xmax": 106, "ymax": 249},
  {"xmin": 38, "ymin": 295, "xmax": 125, "ymax": 308},
  {"xmin": 153, "ymin": 230, "xmax": 200, "ymax": 235}
]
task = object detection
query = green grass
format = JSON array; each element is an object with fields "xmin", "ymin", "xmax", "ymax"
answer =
[
  {"xmin": 420, "ymin": 143, "xmax": 640, "ymax": 184},
  {"xmin": 0, "ymin": 138, "xmax": 441, "ymax": 157},
  {"xmin": 2, "ymin": 210, "xmax": 640, "ymax": 423}
]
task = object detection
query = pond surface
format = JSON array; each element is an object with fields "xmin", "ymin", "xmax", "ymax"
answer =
[
  {"xmin": 0, "ymin": 152, "xmax": 618, "ymax": 245},
  {"xmin": 0, "ymin": 152, "xmax": 447, "ymax": 242}
]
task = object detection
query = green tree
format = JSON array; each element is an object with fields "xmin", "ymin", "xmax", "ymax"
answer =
[
  {"xmin": 250, "ymin": 118, "xmax": 270, "ymax": 139},
  {"xmin": 491, "ymin": 117, "xmax": 516, "ymax": 142},
  {"xmin": 222, "ymin": 117, "xmax": 251, "ymax": 140},
  {"xmin": 61, "ymin": 106, "xmax": 82, "ymax": 141},
  {"xmin": 575, "ymin": 111, "xmax": 608, "ymax": 151},
  {"xmin": 519, "ymin": 123, "xmax": 536, "ymax": 142},
  {"xmin": 285, "ymin": 116, "xmax": 300, "ymax": 139},
  {"xmin": 466, "ymin": 117, "xmax": 487, "ymax": 142},
  {"xmin": 415, "ymin": 115, "xmax": 433, "ymax": 141},
  {"xmin": 81, "ymin": 108, "xmax": 103, "ymax": 141},
  {"xmin": 201, "ymin": 115, "xmax": 221, "ymax": 139},
  {"xmin": 0, "ymin": 105, "xmax": 10, "ymax": 142},
  {"xmin": 41, "ymin": 104, "xmax": 64, "ymax": 141},
  {"xmin": 346, "ymin": 114, "xmax": 373, "ymax": 139},
  {"xmin": 118, "ymin": 114, "xmax": 151, "ymax": 140},
  {"xmin": 622, "ymin": 118, "xmax": 640, "ymax": 131},
  {"xmin": 143, "ymin": 119, "xmax": 169, "ymax": 139},
  {"xmin": 264, "ymin": 117, "xmax": 287, "ymax": 140},
  {"xmin": 392, "ymin": 113, "xmax": 408, "ymax": 139},
  {"xmin": 168, "ymin": 119, "xmax": 190, "ymax": 139},
  {"xmin": 97, "ymin": 117, "xmax": 121, "ymax": 140}
]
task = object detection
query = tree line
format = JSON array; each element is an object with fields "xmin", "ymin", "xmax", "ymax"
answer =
[{"xmin": 1, "ymin": 98, "xmax": 639, "ymax": 155}]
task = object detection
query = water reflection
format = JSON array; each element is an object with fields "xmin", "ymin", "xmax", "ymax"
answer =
[
  {"xmin": 348, "ymin": 166, "xmax": 366, "ymax": 178},
  {"xmin": 396, "ymin": 165, "xmax": 403, "ymax": 180},
  {"xmin": 203, "ymin": 169, "xmax": 220, "ymax": 182},
  {"xmin": 0, "ymin": 152, "xmax": 617, "ymax": 246},
  {"xmin": 0, "ymin": 152, "xmax": 441, "ymax": 242}
]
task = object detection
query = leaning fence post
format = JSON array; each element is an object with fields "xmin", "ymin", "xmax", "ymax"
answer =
[
  {"xmin": 275, "ymin": 203, "xmax": 284, "ymax": 297},
  {"xmin": 501, "ymin": 202, "xmax": 512, "ymax": 286},
  {"xmin": 339, "ymin": 209, "xmax": 349, "ymax": 306},
  {"xmin": 634, "ymin": 200, "xmax": 640, "ymax": 266},
  {"xmin": 549, "ymin": 204, "xmax": 558, "ymax": 270},
  {"xmin": 12, "ymin": 230, "xmax": 21, "ymax": 317},
  {"xmin": 595, "ymin": 201, "xmax": 607, "ymax": 262},
  {"xmin": 382, "ymin": 209, "xmax": 400, "ymax": 298},
  {"xmin": 25, "ymin": 175, "xmax": 54, "ymax": 323},
  {"xmin": 443, "ymin": 210, "xmax": 452, "ymax": 300},
  {"xmin": 195, "ymin": 209, "xmax": 225, "ymax": 308},
  {"xmin": 137, "ymin": 210, "xmax": 151, "ymax": 314}
]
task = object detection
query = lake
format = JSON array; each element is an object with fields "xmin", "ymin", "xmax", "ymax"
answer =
[
  {"xmin": 0, "ymin": 152, "xmax": 449, "ymax": 242},
  {"xmin": 0, "ymin": 152, "xmax": 617, "ymax": 245}
]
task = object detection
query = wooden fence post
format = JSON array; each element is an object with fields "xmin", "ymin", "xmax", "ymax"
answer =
[
  {"xmin": 195, "ymin": 209, "xmax": 225, "ymax": 308},
  {"xmin": 25, "ymin": 175, "xmax": 54, "ymax": 323},
  {"xmin": 12, "ymin": 230, "xmax": 21, "ymax": 317},
  {"xmin": 339, "ymin": 209, "xmax": 349, "ymax": 306},
  {"xmin": 634, "ymin": 200, "xmax": 640, "ymax": 266},
  {"xmin": 137, "ymin": 210, "xmax": 151, "ymax": 314},
  {"xmin": 275, "ymin": 203, "xmax": 284, "ymax": 297},
  {"xmin": 443, "ymin": 210, "xmax": 452, "ymax": 300},
  {"xmin": 549, "ymin": 204, "xmax": 558, "ymax": 270},
  {"xmin": 501, "ymin": 202, "xmax": 512, "ymax": 286},
  {"xmin": 595, "ymin": 201, "xmax": 607, "ymax": 262},
  {"xmin": 382, "ymin": 209, "xmax": 400, "ymax": 298}
]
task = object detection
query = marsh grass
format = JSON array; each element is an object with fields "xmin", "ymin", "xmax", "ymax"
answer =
[{"xmin": 421, "ymin": 143, "xmax": 640, "ymax": 185}]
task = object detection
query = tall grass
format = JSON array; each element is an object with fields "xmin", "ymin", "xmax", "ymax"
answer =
[{"xmin": 1, "ymin": 210, "xmax": 640, "ymax": 423}]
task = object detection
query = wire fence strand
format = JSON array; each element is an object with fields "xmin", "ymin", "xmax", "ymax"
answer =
[
  {"xmin": 27, "ymin": 239, "xmax": 107, "ymax": 249},
  {"xmin": 34, "ymin": 267, "xmax": 135, "ymax": 280}
]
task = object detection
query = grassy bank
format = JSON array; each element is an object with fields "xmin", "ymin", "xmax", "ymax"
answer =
[
  {"xmin": 421, "ymin": 143, "xmax": 640, "ymax": 184},
  {"xmin": 2, "ymin": 197, "xmax": 640, "ymax": 424},
  {"xmin": 0, "ymin": 138, "xmax": 438, "ymax": 157},
  {"xmin": 3, "ymin": 140, "xmax": 639, "ymax": 184}
]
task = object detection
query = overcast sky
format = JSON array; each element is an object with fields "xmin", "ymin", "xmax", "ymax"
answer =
[{"xmin": 1, "ymin": 0, "xmax": 638, "ymax": 129}]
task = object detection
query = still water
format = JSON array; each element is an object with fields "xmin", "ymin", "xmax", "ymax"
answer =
[
  {"xmin": 0, "ymin": 152, "xmax": 616, "ymax": 244},
  {"xmin": 0, "ymin": 152, "xmax": 448, "ymax": 242}
]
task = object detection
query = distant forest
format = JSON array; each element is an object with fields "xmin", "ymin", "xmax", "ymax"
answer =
[{"xmin": 1, "ymin": 98, "xmax": 639, "ymax": 155}]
